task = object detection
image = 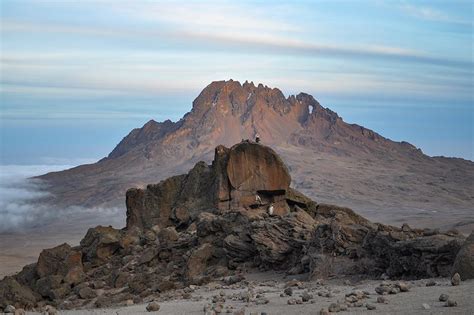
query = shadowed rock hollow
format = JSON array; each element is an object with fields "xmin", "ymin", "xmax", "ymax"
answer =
[{"xmin": 0, "ymin": 142, "xmax": 470, "ymax": 311}]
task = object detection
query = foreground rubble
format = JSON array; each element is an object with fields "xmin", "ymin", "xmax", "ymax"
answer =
[{"xmin": 1, "ymin": 142, "xmax": 472, "ymax": 312}]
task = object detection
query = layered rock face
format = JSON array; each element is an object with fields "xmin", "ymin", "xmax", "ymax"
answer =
[{"xmin": 0, "ymin": 142, "xmax": 468, "ymax": 311}]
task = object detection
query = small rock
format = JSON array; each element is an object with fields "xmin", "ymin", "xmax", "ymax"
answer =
[
  {"xmin": 284, "ymin": 287, "xmax": 293, "ymax": 296},
  {"xmin": 287, "ymin": 298, "xmax": 298, "ymax": 305},
  {"xmin": 377, "ymin": 296, "xmax": 388, "ymax": 304},
  {"xmin": 366, "ymin": 303, "xmax": 376, "ymax": 310},
  {"xmin": 421, "ymin": 303, "xmax": 430, "ymax": 310},
  {"xmin": 439, "ymin": 293, "xmax": 449, "ymax": 302},
  {"xmin": 345, "ymin": 295, "xmax": 358, "ymax": 303},
  {"xmin": 285, "ymin": 279, "xmax": 302, "ymax": 288},
  {"xmin": 451, "ymin": 273, "xmax": 461, "ymax": 286},
  {"xmin": 375, "ymin": 285, "xmax": 390, "ymax": 295},
  {"xmin": 146, "ymin": 301, "xmax": 161, "ymax": 312},
  {"xmin": 4, "ymin": 305, "xmax": 15, "ymax": 313},
  {"xmin": 125, "ymin": 299, "xmax": 134, "ymax": 306},
  {"xmin": 338, "ymin": 303, "xmax": 348, "ymax": 311},
  {"xmin": 426, "ymin": 280, "xmax": 436, "ymax": 287},
  {"xmin": 14, "ymin": 309, "xmax": 26, "ymax": 315},
  {"xmin": 301, "ymin": 291, "xmax": 313, "ymax": 302},
  {"xmin": 255, "ymin": 298, "xmax": 269, "ymax": 305},
  {"xmin": 319, "ymin": 308, "xmax": 330, "ymax": 315},
  {"xmin": 328, "ymin": 303, "xmax": 340, "ymax": 312},
  {"xmin": 396, "ymin": 282, "xmax": 409, "ymax": 292},
  {"xmin": 446, "ymin": 299, "xmax": 457, "ymax": 307},
  {"xmin": 389, "ymin": 287, "xmax": 400, "ymax": 294},
  {"xmin": 42, "ymin": 305, "xmax": 58, "ymax": 315}
]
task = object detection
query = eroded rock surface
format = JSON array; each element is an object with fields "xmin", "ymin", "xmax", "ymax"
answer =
[
  {"xmin": 452, "ymin": 232, "xmax": 474, "ymax": 280},
  {"xmin": 0, "ymin": 142, "xmax": 466, "ymax": 311}
]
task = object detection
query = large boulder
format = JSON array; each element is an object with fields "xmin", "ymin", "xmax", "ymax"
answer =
[
  {"xmin": 226, "ymin": 142, "xmax": 290, "ymax": 193},
  {"xmin": 125, "ymin": 142, "xmax": 293, "ymax": 229},
  {"xmin": 35, "ymin": 243, "xmax": 84, "ymax": 287},
  {"xmin": 0, "ymin": 277, "xmax": 39, "ymax": 310},
  {"xmin": 452, "ymin": 231, "xmax": 474, "ymax": 280},
  {"xmin": 80, "ymin": 226, "xmax": 122, "ymax": 265},
  {"xmin": 186, "ymin": 243, "xmax": 214, "ymax": 282}
]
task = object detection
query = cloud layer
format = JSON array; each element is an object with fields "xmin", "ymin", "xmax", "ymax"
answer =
[{"xmin": 0, "ymin": 165, "xmax": 123, "ymax": 233}]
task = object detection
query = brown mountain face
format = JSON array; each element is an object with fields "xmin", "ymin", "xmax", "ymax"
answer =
[{"xmin": 38, "ymin": 80, "xmax": 474, "ymax": 231}]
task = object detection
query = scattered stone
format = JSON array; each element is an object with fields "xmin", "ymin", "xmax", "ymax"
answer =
[
  {"xmin": 287, "ymin": 298, "xmax": 298, "ymax": 305},
  {"xmin": 389, "ymin": 287, "xmax": 400, "ymax": 294},
  {"xmin": 4, "ymin": 305, "xmax": 15, "ymax": 313},
  {"xmin": 451, "ymin": 273, "xmax": 461, "ymax": 286},
  {"xmin": 366, "ymin": 303, "xmax": 376, "ymax": 310},
  {"xmin": 42, "ymin": 305, "xmax": 58, "ymax": 315},
  {"xmin": 301, "ymin": 291, "xmax": 313, "ymax": 302},
  {"xmin": 377, "ymin": 296, "xmax": 388, "ymax": 304},
  {"xmin": 284, "ymin": 287, "xmax": 293, "ymax": 296},
  {"xmin": 14, "ymin": 309, "xmax": 26, "ymax": 315},
  {"xmin": 146, "ymin": 301, "xmax": 161, "ymax": 312},
  {"xmin": 319, "ymin": 308, "xmax": 330, "ymax": 315},
  {"xmin": 421, "ymin": 303, "xmax": 430, "ymax": 310},
  {"xmin": 426, "ymin": 280, "xmax": 436, "ymax": 287},
  {"xmin": 446, "ymin": 299, "xmax": 457, "ymax": 307},
  {"xmin": 223, "ymin": 275, "xmax": 245, "ymax": 285},
  {"xmin": 125, "ymin": 299, "xmax": 134, "ymax": 306},
  {"xmin": 285, "ymin": 279, "xmax": 302, "ymax": 288},
  {"xmin": 439, "ymin": 294, "xmax": 449, "ymax": 302},
  {"xmin": 375, "ymin": 285, "xmax": 391, "ymax": 295},
  {"xmin": 396, "ymin": 281, "xmax": 409, "ymax": 292},
  {"xmin": 328, "ymin": 303, "xmax": 340, "ymax": 312},
  {"xmin": 255, "ymin": 297, "xmax": 269, "ymax": 305}
]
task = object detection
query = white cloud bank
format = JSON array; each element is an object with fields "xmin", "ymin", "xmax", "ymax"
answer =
[{"xmin": 0, "ymin": 164, "xmax": 123, "ymax": 233}]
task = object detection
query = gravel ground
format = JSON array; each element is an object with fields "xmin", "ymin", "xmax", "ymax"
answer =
[{"xmin": 19, "ymin": 272, "xmax": 474, "ymax": 315}]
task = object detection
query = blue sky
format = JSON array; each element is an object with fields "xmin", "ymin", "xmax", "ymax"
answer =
[{"xmin": 0, "ymin": 0, "xmax": 472, "ymax": 164}]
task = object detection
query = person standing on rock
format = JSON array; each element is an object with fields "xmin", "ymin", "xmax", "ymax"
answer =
[{"xmin": 268, "ymin": 203, "xmax": 274, "ymax": 216}]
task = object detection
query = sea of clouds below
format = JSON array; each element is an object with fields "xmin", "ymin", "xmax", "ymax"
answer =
[{"xmin": 0, "ymin": 164, "xmax": 123, "ymax": 233}]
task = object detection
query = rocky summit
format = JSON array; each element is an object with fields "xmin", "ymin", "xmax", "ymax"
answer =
[
  {"xmin": 37, "ymin": 80, "xmax": 474, "ymax": 233},
  {"xmin": 0, "ymin": 142, "xmax": 470, "ymax": 311}
]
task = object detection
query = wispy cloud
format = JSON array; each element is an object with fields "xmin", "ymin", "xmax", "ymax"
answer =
[
  {"xmin": 2, "ymin": 19, "xmax": 470, "ymax": 70},
  {"xmin": 398, "ymin": 2, "xmax": 471, "ymax": 26}
]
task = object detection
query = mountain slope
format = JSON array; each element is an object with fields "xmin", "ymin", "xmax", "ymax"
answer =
[{"xmin": 38, "ymin": 80, "xmax": 474, "ymax": 231}]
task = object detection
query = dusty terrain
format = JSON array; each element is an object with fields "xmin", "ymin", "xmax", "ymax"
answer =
[{"xmin": 21, "ymin": 272, "xmax": 474, "ymax": 314}]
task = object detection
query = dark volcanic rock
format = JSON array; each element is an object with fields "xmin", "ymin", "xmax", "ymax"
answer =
[
  {"xmin": 451, "ymin": 231, "xmax": 474, "ymax": 280},
  {"xmin": 0, "ymin": 142, "xmax": 466, "ymax": 310}
]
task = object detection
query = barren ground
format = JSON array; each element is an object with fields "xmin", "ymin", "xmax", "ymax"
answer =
[{"xmin": 19, "ymin": 272, "xmax": 474, "ymax": 315}]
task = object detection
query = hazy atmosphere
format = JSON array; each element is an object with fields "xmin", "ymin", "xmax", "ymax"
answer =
[
  {"xmin": 0, "ymin": 1, "xmax": 473, "ymax": 314},
  {"xmin": 1, "ymin": 0, "xmax": 472, "ymax": 164}
]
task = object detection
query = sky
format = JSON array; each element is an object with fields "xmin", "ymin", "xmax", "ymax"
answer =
[{"xmin": 0, "ymin": 0, "xmax": 473, "ymax": 164}]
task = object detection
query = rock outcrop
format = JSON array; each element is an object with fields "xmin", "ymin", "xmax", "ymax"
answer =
[
  {"xmin": 451, "ymin": 232, "xmax": 474, "ymax": 280},
  {"xmin": 36, "ymin": 80, "xmax": 474, "ymax": 238},
  {"xmin": 0, "ymin": 142, "xmax": 466, "ymax": 311}
]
